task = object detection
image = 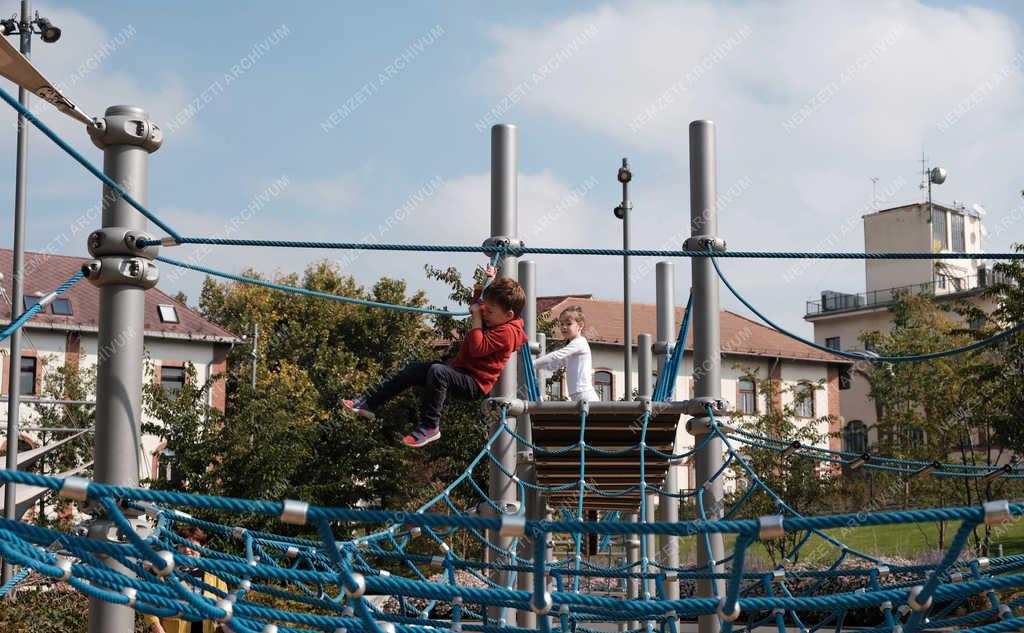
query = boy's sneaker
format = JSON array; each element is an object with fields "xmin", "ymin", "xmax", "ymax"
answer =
[
  {"xmin": 340, "ymin": 397, "xmax": 376, "ymax": 420},
  {"xmin": 402, "ymin": 425, "xmax": 441, "ymax": 448}
]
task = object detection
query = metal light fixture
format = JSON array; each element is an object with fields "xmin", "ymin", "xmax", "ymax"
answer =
[
  {"xmin": 35, "ymin": 16, "xmax": 59, "ymax": 43},
  {"xmin": 0, "ymin": 18, "xmax": 16, "ymax": 36}
]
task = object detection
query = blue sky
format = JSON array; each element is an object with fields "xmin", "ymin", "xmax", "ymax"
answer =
[{"xmin": 2, "ymin": 1, "xmax": 1023, "ymax": 336}]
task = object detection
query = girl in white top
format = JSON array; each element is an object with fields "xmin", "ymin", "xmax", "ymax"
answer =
[{"xmin": 534, "ymin": 306, "xmax": 599, "ymax": 402}]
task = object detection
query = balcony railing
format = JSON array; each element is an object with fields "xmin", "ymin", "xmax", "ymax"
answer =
[{"xmin": 806, "ymin": 267, "xmax": 1009, "ymax": 316}]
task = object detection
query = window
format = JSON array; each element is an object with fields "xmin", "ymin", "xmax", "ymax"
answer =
[
  {"xmin": 839, "ymin": 366, "xmax": 852, "ymax": 391},
  {"xmin": 843, "ymin": 420, "xmax": 868, "ymax": 454},
  {"xmin": 594, "ymin": 371, "xmax": 613, "ymax": 402},
  {"xmin": 931, "ymin": 208, "xmax": 947, "ymax": 250},
  {"xmin": 158, "ymin": 304, "xmax": 179, "ymax": 323},
  {"xmin": 951, "ymin": 213, "xmax": 965, "ymax": 252},
  {"xmin": 22, "ymin": 295, "xmax": 42, "ymax": 311},
  {"xmin": 155, "ymin": 448, "xmax": 181, "ymax": 485},
  {"xmin": 19, "ymin": 356, "xmax": 36, "ymax": 395},
  {"xmin": 160, "ymin": 365, "xmax": 186, "ymax": 397},
  {"xmin": 51, "ymin": 298, "xmax": 72, "ymax": 315},
  {"xmin": 825, "ymin": 336, "xmax": 840, "ymax": 351},
  {"xmin": 794, "ymin": 383, "xmax": 814, "ymax": 418},
  {"xmin": 935, "ymin": 274, "xmax": 946, "ymax": 290},
  {"xmin": 738, "ymin": 378, "xmax": 757, "ymax": 414},
  {"xmin": 904, "ymin": 426, "xmax": 925, "ymax": 446}
]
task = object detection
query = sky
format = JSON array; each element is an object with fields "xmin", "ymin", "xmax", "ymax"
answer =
[{"xmin": 1, "ymin": 0, "xmax": 1023, "ymax": 335}]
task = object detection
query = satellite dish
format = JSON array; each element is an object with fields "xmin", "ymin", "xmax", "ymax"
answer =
[
  {"xmin": 972, "ymin": 203, "xmax": 987, "ymax": 216},
  {"xmin": 929, "ymin": 167, "xmax": 947, "ymax": 185}
]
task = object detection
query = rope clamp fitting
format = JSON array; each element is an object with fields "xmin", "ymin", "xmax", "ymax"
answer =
[
  {"xmin": 232, "ymin": 526, "xmax": 246, "ymax": 540},
  {"xmin": 772, "ymin": 608, "xmax": 785, "ymax": 616},
  {"xmin": 717, "ymin": 598, "xmax": 741, "ymax": 622},
  {"xmin": 879, "ymin": 601, "xmax": 892, "ymax": 612},
  {"xmin": 59, "ymin": 476, "xmax": 90, "ymax": 502},
  {"xmin": 262, "ymin": 625, "xmax": 279, "ymax": 633},
  {"xmin": 560, "ymin": 604, "xmax": 570, "ymax": 615},
  {"xmin": 286, "ymin": 546, "xmax": 300, "ymax": 558},
  {"xmin": 683, "ymin": 236, "xmax": 727, "ymax": 252},
  {"xmin": 240, "ymin": 579, "xmax": 252, "ymax": 591},
  {"xmin": 983, "ymin": 500, "xmax": 1013, "ymax": 526},
  {"xmin": 1000, "ymin": 605, "xmax": 1012, "ymax": 619},
  {"xmin": 500, "ymin": 514, "xmax": 527, "ymax": 538},
  {"xmin": 55, "ymin": 557, "xmax": 73, "ymax": 581},
  {"xmin": 577, "ymin": 399, "xmax": 590, "ymax": 415},
  {"xmin": 977, "ymin": 557, "xmax": 990, "ymax": 569},
  {"xmin": 214, "ymin": 598, "xmax": 234, "ymax": 623},
  {"xmin": 758, "ymin": 515, "xmax": 785, "ymax": 540},
  {"xmin": 381, "ymin": 623, "xmax": 396, "ymax": 633},
  {"xmin": 907, "ymin": 586, "xmax": 932, "ymax": 612},
  {"xmin": 410, "ymin": 526, "xmax": 422, "ymax": 537},
  {"xmin": 772, "ymin": 568, "xmax": 785, "ymax": 583},
  {"xmin": 949, "ymin": 572, "xmax": 963, "ymax": 583},
  {"xmin": 877, "ymin": 565, "xmax": 890, "ymax": 577},
  {"xmin": 530, "ymin": 591, "xmax": 553, "ymax": 614},
  {"xmin": 345, "ymin": 573, "xmax": 366, "ymax": 599},
  {"xmin": 482, "ymin": 236, "xmax": 524, "ymax": 253},
  {"xmin": 280, "ymin": 499, "xmax": 309, "ymax": 525},
  {"xmin": 160, "ymin": 236, "xmax": 180, "ymax": 247},
  {"xmin": 121, "ymin": 586, "xmax": 137, "ymax": 607},
  {"xmin": 153, "ymin": 550, "xmax": 176, "ymax": 577}
]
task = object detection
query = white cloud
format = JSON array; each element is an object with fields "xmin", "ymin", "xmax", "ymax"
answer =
[{"xmin": 476, "ymin": 0, "xmax": 1024, "ymax": 330}]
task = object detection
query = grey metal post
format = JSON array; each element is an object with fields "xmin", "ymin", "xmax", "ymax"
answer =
[
  {"xmin": 644, "ymin": 491, "xmax": 657, "ymax": 602},
  {"xmin": 637, "ymin": 334, "xmax": 652, "ymax": 398},
  {"xmin": 688, "ymin": 120, "xmax": 725, "ymax": 633},
  {"xmin": 2, "ymin": 0, "xmax": 32, "ymax": 586},
  {"xmin": 250, "ymin": 322, "xmax": 259, "ymax": 388},
  {"xmin": 614, "ymin": 159, "xmax": 633, "ymax": 400},
  {"xmin": 536, "ymin": 333, "xmax": 546, "ymax": 397},
  {"xmin": 625, "ymin": 513, "xmax": 641, "ymax": 631},
  {"xmin": 487, "ymin": 123, "xmax": 519, "ymax": 625},
  {"xmin": 516, "ymin": 259, "xmax": 538, "ymax": 629},
  {"xmin": 654, "ymin": 261, "xmax": 680, "ymax": 600},
  {"xmin": 83, "ymin": 106, "xmax": 162, "ymax": 633}
]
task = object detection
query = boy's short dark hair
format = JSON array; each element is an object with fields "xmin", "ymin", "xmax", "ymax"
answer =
[{"xmin": 486, "ymin": 277, "xmax": 526, "ymax": 316}]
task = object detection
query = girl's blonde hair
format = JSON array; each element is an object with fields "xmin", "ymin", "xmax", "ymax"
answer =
[{"xmin": 559, "ymin": 305, "xmax": 585, "ymax": 327}]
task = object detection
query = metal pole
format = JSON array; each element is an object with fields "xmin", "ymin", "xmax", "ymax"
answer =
[
  {"xmin": 487, "ymin": 123, "xmax": 519, "ymax": 625},
  {"xmin": 637, "ymin": 334, "xmax": 652, "ymax": 399},
  {"xmin": 84, "ymin": 105, "xmax": 162, "ymax": 633},
  {"xmin": 615, "ymin": 159, "xmax": 633, "ymax": 400},
  {"xmin": 2, "ymin": 0, "xmax": 32, "ymax": 586},
  {"xmin": 688, "ymin": 120, "xmax": 725, "ymax": 633},
  {"xmin": 654, "ymin": 261, "xmax": 679, "ymax": 600},
  {"xmin": 516, "ymin": 259, "xmax": 538, "ymax": 629},
  {"xmin": 250, "ymin": 322, "xmax": 258, "ymax": 388},
  {"xmin": 625, "ymin": 513, "xmax": 641, "ymax": 631}
]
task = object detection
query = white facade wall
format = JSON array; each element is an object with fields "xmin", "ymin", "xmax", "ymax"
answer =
[{"xmin": 2, "ymin": 325, "xmax": 225, "ymax": 481}]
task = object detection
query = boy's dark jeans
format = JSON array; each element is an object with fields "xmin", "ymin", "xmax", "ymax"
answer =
[{"xmin": 363, "ymin": 362, "xmax": 482, "ymax": 429}]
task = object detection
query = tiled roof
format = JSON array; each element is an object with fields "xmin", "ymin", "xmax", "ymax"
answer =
[
  {"xmin": 1, "ymin": 249, "xmax": 239, "ymax": 344},
  {"xmin": 542, "ymin": 296, "xmax": 848, "ymax": 364}
]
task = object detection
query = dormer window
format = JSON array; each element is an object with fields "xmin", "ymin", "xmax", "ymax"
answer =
[{"xmin": 158, "ymin": 304, "xmax": 179, "ymax": 323}]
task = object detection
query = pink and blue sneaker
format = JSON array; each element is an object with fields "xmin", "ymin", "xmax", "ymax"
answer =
[
  {"xmin": 402, "ymin": 425, "xmax": 441, "ymax": 448},
  {"xmin": 341, "ymin": 397, "xmax": 376, "ymax": 420}
]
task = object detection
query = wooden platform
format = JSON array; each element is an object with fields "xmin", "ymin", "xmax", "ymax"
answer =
[{"xmin": 526, "ymin": 403, "xmax": 683, "ymax": 512}]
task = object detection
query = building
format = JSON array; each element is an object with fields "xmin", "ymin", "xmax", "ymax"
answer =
[
  {"xmin": 538, "ymin": 295, "xmax": 850, "ymax": 491},
  {"xmin": 1, "ymin": 249, "xmax": 240, "ymax": 517},
  {"xmin": 804, "ymin": 201, "xmax": 999, "ymax": 452}
]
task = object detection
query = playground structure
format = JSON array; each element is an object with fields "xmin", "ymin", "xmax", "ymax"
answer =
[{"xmin": 1, "ymin": 31, "xmax": 1024, "ymax": 633}]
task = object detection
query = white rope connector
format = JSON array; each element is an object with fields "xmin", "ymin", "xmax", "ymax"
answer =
[
  {"xmin": 55, "ymin": 557, "xmax": 73, "ymax": 581},
  {"xmin": 1000, "ymin": 604, "xmax": 1013, "ymax": 619},
  {"xmin": 262, "ymin": 624, "xmax": 279, "ymax": 633},
  {"xmin": 879, "ymin": 601, "xmax": 893, "ymax": 612},
  {"xmin": 950, "ymin": 572, "xmax": 963, "ymax": 583},
  {"xmin": 345, "ymin": 573, "xmax": 366, "ymax": 599},
  {"xmin": 772, "ymin": 608, "xmax": 785, "ymax": 616},
  {"xmin": 240, "ymin": 579, "xmax": 252, "ymax": 591},
  {"xmin": 453, "ymin": 596, "xmax": 463, "ymax": 606},
  {"xmin": 410, "ymin": 527, "xmax": 422, "ymax": 537},
  {"xmin": 286, "ymin": 546, "xmax": 300, "ymax": 558},
  {"xmin": 984, "ymin": 500, "xmax": 1013, "ymax": 526},
  {"xmin": 379, "ymin": 570, "xmax": 391, "ymax": 577},
  {"xmin": 232, "ymin": 526, "xmax": 246, "ymax": 540},
  {"xmin": 153, "ymin": 550, "xmax": 176, "ymax": 577},
  {"xmin": 59, "ymin": 476, "xmax": 90, "ymax": 502},
  {"xmin": 280, "ymin": 499, "xmax": 309, "ymax": 525},
  {"xmin": 343, "ymin": 606, "xmax": 354, "ymax": 617},
  {"xmin": 121, "ymin": 586, "xmax": 137, "ymax": 607},
  {"xmin": 160, "ymin": 236, "xmax": 179, "ymax": 247},
  {"xmin": 717, "ymin": 598, "xmax": 741, "ymax": 622},
  {"xmin": 431, "ymin": 555, "xmax": 445, "ymax": 566},
  {"xmin": 451, "ymin": 623, "xmax": 462, "ymax": 633},
  {"xmin": 531, "ymin": 591, "xmax": 553, "ymax": 615},
  {"xmin": 907, "ymin": 586, "xmax": 932, "ymax": 612},
  {"xmin": 772, "ymin": 568, "xmax": 785, "ymax": 583},
  {"xmin": 665, "ymin": 611, "xmax": 678, "ymax": 621},
  {"xmin": 877, "ymin": 565, "xmax": 890, "ymax": 577},
  {"xmin": 440, "ymin": 542, "xmax": 451, "ymax": 553},
  {"xmin": 215, "ymin": 598, "xmax": 234, "ymax": 623},
  {"xmin": 560, "ymin": 604, "xmax": 570, "ymax": 615},
  {"xmin": 500, "ymin": 514, "xmax": 527, "ymax": 537},
  {"xmin": 381, "ymin": 623, "xmax": 396, "ymax": 633},
  {"xmin": 978, "ymin": 557, "xmax": 991, "ymax": 569},
  {"xmin": 758, "ymin": 515, "xmax": 785, "ymax": 540}
]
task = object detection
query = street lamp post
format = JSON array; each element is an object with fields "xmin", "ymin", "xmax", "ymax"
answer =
[{"xmin": 1, "ymin": 0, "xmax": 62, "ymax": 587}]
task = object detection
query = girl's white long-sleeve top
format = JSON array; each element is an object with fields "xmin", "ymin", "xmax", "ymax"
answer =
[{"xmin": 533, "ymin": 336, "xmax": 599, "ymax": 401}]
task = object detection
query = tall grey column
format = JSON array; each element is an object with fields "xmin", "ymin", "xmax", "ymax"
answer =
[
  {"xmin": 2, "ymin": 0, "xmax": 33, "ymax": 586},
  {"xmin": 643, "ymin": 490, "xmax": 657, "ymax": 602},
  {"xmin": 516, "ymin": 259, "xmax": 538, "ymax": 629},
  {"xmin": 654, "ymin": 261, "xmax": 680, "ymax": 600},
  {"xmin": 615, "ymin": 159, "xmax": 633, "ymax": 400},
  {"xmin": 637, "ymin": 334, "xmax": 652, "ymax": 398},
  {"xmin": 625, "ymin": 513, "xmax": 641, "ymax": 631},
  {"xmin": 83, "ymin": 106, "xmax": 162, "ymax": 633},
  {"xmin": 687, "ymin": 120, "xmax": 725, "ymax": 633},
  {"xmin": 487, "ymin": 123, "xmax": 519, "ymax": 625}
]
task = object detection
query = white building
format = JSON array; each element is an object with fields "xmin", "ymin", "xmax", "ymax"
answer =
[
  {"xmin": 804, "ymin": 201, "xmax": 999, "ymax": 452},
  {"xmin": 1, "ymin": 249, "xmax": 239, "ymax": 517}
]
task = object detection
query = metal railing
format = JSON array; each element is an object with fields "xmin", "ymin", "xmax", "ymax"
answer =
[{"xmin": 806, "ymin": 267, "xmax": 1010, "ymax": 316}]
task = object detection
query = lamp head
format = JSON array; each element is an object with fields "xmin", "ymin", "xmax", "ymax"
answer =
[
  {"xmin": 1, "ymin": 18, "xmax": 17, "ymax": 36},
  {"xmin": 929, "ymin": 167, "xmax": 947, "ymax": 185},
  {"xmin": 35, "ymin": 16, "xmax": 60, "ymax": 43}
]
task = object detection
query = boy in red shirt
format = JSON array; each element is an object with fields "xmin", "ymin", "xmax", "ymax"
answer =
[{"xmin": 343, "ymin": 269, "xmax": 527, "ymax": 447}]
